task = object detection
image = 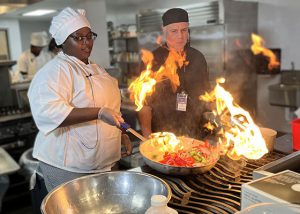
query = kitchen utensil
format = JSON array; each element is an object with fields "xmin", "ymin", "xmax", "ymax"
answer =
[
  {"xmin": 41, "ymin": 171, "xmax": 171, "ymax": 214},
  {"xmin": 259, "ymin": 127, "xmax": 277, "ymax": 152},
  {"xmin": 120, "ymin": 122, "xmax": 147, "ymax": 142},
  {"xmin": 139, "ymin": 136, "xmax": 220, "ymax": 175}
]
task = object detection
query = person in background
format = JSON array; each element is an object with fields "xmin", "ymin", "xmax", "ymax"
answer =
[
  {"xmin": 28, "ymin": 7, "xmax": 132, "ymax": 192},
  {"xmin": 138, "ymin": 8, "xmax": 210, "ymax": 139},
  {"xmin": 17, "ymin": 31, "xmax": 52, "ymax": 80},
  {"xmin": 47, "ymin": 38, "xmax": 61, "ymax": 58}
]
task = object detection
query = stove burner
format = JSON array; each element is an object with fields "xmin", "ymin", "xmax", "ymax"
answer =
[
  {"xmin": 0, "ymin": 106, "xmax": 29, "ymax": 116},
  {"xmin": 142, "ymin": 152, "xmax": 286, "ymax": 214}
]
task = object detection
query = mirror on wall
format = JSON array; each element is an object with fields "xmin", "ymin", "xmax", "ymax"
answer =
[{"xmin": 0, "ymin": 29, "xmax": 10, "ymax": 60}]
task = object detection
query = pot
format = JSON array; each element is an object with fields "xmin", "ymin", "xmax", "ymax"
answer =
[{"xmin": 139, "ymin": 135, "xmax": 220, "ymax": 175}]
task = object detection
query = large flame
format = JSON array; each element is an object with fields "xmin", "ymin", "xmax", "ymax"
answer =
[
  {"xmin": 128, "ymin": 48, "xmax": 188, "ymax": 111},
  {"xmin": 251, "ymin": 33, "xmax": 280, "ymax": 70},
  {"xmin": 200, "ymin": 78, "xmax": 268, "ymax": 160}
]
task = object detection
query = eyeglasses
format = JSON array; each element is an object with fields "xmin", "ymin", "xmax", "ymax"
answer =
[{"xmin": 69, "ymin": 32, "xmax": 98, "ymax": 43}]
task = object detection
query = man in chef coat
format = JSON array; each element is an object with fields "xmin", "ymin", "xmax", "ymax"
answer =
[{"xmin": 17, "ymin": 31, "xmax": 52, "ymax": 81}]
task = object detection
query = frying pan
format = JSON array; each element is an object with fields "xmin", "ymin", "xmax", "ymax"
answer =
[{"xmin": 139, "ymin": 135, "xmax": 220, "ymax": 175}]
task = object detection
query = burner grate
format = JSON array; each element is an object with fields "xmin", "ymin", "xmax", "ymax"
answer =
[{"xmin": 147, "ymin": 151, "xmax": 286, "ymax": 214}]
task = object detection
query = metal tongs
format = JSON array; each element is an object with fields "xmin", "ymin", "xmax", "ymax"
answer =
[{"xmin": 120, "ymin": 122, "xmax": 147, "ymax": 142}]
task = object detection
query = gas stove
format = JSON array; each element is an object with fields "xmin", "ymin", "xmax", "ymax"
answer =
[
  {"xmin": 0, "ymin": 106, "xmax": 38, "ymax": 213},
  {"xmin": 130, "ymin": 151, "xmax": 286, "ymax": 214}
]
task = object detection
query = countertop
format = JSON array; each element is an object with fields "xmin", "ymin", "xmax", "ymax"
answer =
[{"xmin": 0, "ymin": 60, "xmax": 16, "ymax": 67}]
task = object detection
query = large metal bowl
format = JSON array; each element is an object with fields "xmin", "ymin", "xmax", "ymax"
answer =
[
  {"xmin": 41, "ymin": 171, "xmax": 171, "ymax": 214},
  {"xmin": 139, "ymin": 136, "xmax": 220, "ymax": 175}
]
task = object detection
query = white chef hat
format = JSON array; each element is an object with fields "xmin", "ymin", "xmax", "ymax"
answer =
[
  {"xmin": 49, "ymin": 7, "xmax": 91, "ymax": 45},
  {"xmin": 31, "ymin": 31, "xmax": 48, "ymax": 47}
]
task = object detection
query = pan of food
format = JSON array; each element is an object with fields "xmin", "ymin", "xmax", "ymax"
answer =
[{"xmin": 139, "ymin": 132, "xmax": 220, "ymax": 175}]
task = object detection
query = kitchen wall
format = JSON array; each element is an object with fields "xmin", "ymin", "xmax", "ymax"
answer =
[
  {"xmin": 258, "ymin": 0, "xmax": 300, "ymax": 70},
  {"xmin": 0, "ymin": 19, "xmax": 22, "ymax": 61},
  {"xmin": 256, "ymin": 0, "xmax": 299, "ymax": 133}
]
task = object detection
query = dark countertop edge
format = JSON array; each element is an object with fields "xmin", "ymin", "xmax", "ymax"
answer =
[
  {"xmin": 0, "ymin": 60, "xmax": 16, "ymax": 67},
  {"xmin": 0, "ymin": 112, "xmax": 32, "ymax": 123}
]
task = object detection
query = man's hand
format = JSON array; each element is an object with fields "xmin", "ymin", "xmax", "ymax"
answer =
[
  {"xmin": 121, "ymin": 134, "xmax": 132, "ymax": 158},
  {"xmin": 98, "ymin": 107, "xmax": 124, "ymax": 127}
]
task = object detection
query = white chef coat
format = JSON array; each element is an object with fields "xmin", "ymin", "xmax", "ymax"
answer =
[
  {"xmin": 28, "ymin": 52, "xmax": 122, "ymax": 173},
  {"xmin": 17, "ymin": 49, "xmax": 52, "ymax": 80}
]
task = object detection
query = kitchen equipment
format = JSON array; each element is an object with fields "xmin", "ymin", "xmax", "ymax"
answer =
[
  {"xmin": 241, "ymin": 170, "xmax": 300, "ymax": 211},
  {"xmin": 121, "ymin": 122, "xmax": 147, "ymax": 142},
  {"xmin": 0, "ymin": 147, "xmax": 19, "ymax": 176},
  {"xmin": 259, "ymin": 127, "xmax": 277, "ymax": 152},
  {"xmin": 139, "ymin": 136, "xmax": 220, "ymax": 175},
  {"xmin": 130, "ymin": 150, "xmax": 286, "ymax": 213},
  {"xmin": 253, "ymin": 150, "xmax": 300, "ymax": 180},
  {"xmin": 236, "ymin": 203, "xmax": 300, "ymax": 214},
  {"xmin": 255, "ymin": 48, "xmax": 281, "ymax": 75},
  {"xmin": 292, "ymin": 119, "xmax": 300, "ymax": 150},
  {"xmin": 41, "ymin": 171, "xmax": 171, "ymax": 214}
]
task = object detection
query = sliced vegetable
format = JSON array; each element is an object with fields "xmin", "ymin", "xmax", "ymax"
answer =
[{"xmin": 159, "ymin": 141, "xmax": 212, "ymax": 167}]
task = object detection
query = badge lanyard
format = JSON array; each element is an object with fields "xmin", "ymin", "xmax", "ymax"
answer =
[{"xmin": 176, "ymin": 63, "xmax": 188, "ymax": 112}]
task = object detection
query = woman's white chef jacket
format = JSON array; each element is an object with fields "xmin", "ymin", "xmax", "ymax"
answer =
[
  {"xmin": 28, "ymin": 52, "xmax": 122, "ymax": 173},
  {"xmin": 17, "ymin": 49, "xmax": 52, "ymax": 80}
]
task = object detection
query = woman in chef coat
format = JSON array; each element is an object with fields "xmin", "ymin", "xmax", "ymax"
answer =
[{"xmin": 28, "ymin": 7, "xmax": 132, "ymax": 192}]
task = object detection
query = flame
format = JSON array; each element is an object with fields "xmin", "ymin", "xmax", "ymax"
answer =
[
  {"xmin": 149, "ymin": 132, "xmax": 183, "ymax": 153},
  {"xmin": 200, "ymin": 78, "xmax": 268, "ymax": 160},
  {"xmin": 251, "ymin": 33, "xmax": 280, "ymax": 70},
  {"xmin": 128, "ymin": 48, "xmax": 188, "ymax": 111}
]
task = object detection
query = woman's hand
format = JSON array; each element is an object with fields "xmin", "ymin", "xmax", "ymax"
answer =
[
  {"xmin": 98, "ymin": 107, "xmax": 124, "ymax": 126},
  {"xmin": 121, "ymin": 134, "xmax": 132, "ymax": 158}
]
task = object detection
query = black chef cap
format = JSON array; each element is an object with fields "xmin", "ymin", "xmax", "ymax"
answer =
[{"xmin": 162, "ymin": 8, "xmax": 189, "ymax": 27}]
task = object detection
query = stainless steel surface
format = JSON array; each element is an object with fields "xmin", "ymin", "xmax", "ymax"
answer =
[
  {"xmin": 281, "ymin": 70, "xmax": 300, "ymax": 85},
  {"xmin": 41, "ymin": 171, "xmax": 172, "ymax": 214},
  {"xmin": 126, "ymin": 128, "xmax": 147, "ymax": 142},
  {"xmin": 137, "ymin": 1, "xmax": 221, "ymax": 33},
  {"xmin": 139, "ymin": 137, "xmax": 219, "ymax": 175},
  {"xmin": 268, "ymin": 70, "xmax": 300, "ymax": 108},
  {"xmin": 0, "ymin": 147, "xmax": 20, "ymax": 175},
  {"xmin": 253, "ymin": 150, "xmax": 300, "ymax": 180},
  {"xmin": 268, "ymin": 83, "xmax": 300, "ymax": 108}
]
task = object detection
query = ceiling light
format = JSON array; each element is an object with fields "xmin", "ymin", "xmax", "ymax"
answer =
[
  {"xmin": 0, "ymin": 4, "xmax": 27, "ymax": 15},
  {"xmin": 22, "ymin": 9, "xmax": 56, "ymax": 16}
]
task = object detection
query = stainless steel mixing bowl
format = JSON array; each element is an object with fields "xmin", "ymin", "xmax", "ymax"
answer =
[{"xmin": 41, "ymin": 171, "xmax": 171, "ymax": 214}]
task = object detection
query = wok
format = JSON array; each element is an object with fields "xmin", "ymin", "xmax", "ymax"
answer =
[{"xmin": 139, "ymin": 135, "xmax": 220, "ymax": 175}]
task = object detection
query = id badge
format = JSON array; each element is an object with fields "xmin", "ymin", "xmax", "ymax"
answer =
[{"xmin": 176, "ymin": 91, "xmax": 188, "ymax": 112}]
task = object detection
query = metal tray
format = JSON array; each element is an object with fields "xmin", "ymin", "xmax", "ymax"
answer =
[{"xmin": 0, "ymin": 147, "xmax": 20, "ymax": 175}]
